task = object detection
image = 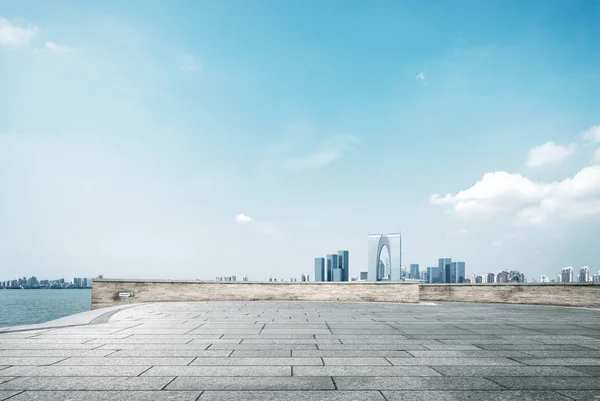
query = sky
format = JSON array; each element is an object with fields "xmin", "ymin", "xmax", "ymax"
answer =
[{"xmin": 1, "ymin": 0, "xmax": 599, "ymax": 281}]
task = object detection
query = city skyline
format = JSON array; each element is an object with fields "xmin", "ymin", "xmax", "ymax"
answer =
[{"xmin": 1, "ymin": 1, "xmax": 599, "ymax": 281}]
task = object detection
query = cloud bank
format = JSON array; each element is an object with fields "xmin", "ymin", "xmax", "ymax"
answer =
[
  {"xmin": 526, "ymin": 141, "xmax": 575, "ymax": 168},
  {"xmin": 430, "ymin": 166, "xmax": 600, "ymax": 225},
  {"xmin": 0, "ymin": 17, "xmax": 38, "ymax": 46}
]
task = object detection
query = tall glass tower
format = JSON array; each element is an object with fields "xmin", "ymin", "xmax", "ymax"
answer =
[
  {"xmin": 314, "ymin": 258, "xmax": 325, "ymax": 282},
  {"xmin": 326, "ymin": 254, "xmax": 339, "ymax": 282},
  {"xmin": 439, "ymin": 258, "xmax": 452, "ymax": 283},
  {"xmin": 338, "ymin": 250, "xmax": 349, "ymax": 281}
]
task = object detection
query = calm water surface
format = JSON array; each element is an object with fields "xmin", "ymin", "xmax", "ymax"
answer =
[{"xmin": 0, "ymin": 289, "xmax": 92, "ymax": 327}]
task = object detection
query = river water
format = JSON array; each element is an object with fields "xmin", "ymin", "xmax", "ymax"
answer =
[{"xmin": 0, "ymin": 289, "xmax": 92, "ymax": 328}]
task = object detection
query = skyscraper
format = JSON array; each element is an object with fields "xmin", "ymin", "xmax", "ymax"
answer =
[
  {"xmin": 455, "ymin": 262, "xmax": 466, "ymax": 283},
  {"xmin": 561, "ymin": 267, "xmax": 574, "ymax": 283},
  {"xmin": 439, "ymin": 258, "xmax": 452, "ymax": 283},
  {"xmin": 338, "ymin": 250, "xmax": 349, "ymax": 281},
  {"xmin": 314, "ymin": 258, "xmax": 325, "ymax": 282},
  {"xmin": 409, "ymin": 264, "xmax": 420, "ymax": 280},
  {"xmin": 580, "ymin": 266, "xmax": 590, "ymax": 283},
  {"xmin": 326, "ymin": 254, "xmax": 339, "ymax": 282},
  {"xmin": 497, "ymin": 270, "xmax": 509, "ymax": 283}
]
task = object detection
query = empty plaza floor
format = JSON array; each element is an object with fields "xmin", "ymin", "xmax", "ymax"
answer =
[{"xmin": 0, "ymin": 301, "xmax": 599, "ymax": 400}]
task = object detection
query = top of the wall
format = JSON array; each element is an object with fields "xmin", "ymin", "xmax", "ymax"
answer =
[
  {"xmin": 421, "ymin": 283, "xmax": 599, "ymax": 287},
  {"xmin": 92, "ymin": 279, "xmax": 598, "ymax": 286},
  {"xmin": 92, "ymin": 279, "xmax": 416, "ymax": 285}
]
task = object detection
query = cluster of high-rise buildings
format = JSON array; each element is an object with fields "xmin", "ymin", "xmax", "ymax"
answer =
[
  {"xmin": 423, "ymin": 258, "xmax": 467, "ymax": 283},
  {"xmin": 0, "ymin": 277, "xmax": 94, "ymax": 289},
  {"xmin": 314, "ymin": 250, "xmax": 350, "ymax": 282},
  {"xmin": 216, "ymin": 275, "xmax": 249, "ymax": 282},
  {"xmin": 543, "ymin": 266, "xmax": 600, "ymax": 283}
]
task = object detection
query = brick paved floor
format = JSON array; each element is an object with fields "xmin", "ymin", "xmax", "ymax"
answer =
[{"xmin": 0, "ymin": 301, "xmax": 599, "ymax": 400}]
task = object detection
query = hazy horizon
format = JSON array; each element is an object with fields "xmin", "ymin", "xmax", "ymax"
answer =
[{"xmin": 1, "ymin": 0, "xmax": 599, "ymax": 281}]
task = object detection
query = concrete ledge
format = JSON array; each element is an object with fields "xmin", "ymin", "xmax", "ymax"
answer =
[
  {"xmin": 91, "ymin": 280, "xmax": 600, "ymax": 309},
  {"xmin": 91, "ymin": 280, "xmax": 420, "ymax": 309},
  {"xmin": 420, "ymin": 283, "xmax": 600, "ymax": 308}
]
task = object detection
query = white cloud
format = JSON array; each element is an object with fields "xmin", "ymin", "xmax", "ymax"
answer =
[
  {"xmin": 45, "ymin": 41, "xmax": 72, "ymax": 53},
  {"xmin": 593, "ymin": 148, "xmax": 600, "ymax": 163},
  {"xmin": 583, "ymin": 125, "xmax": 600, "ymax": 144},
  {"xmin": 416, "ymin": 72, "xmax": 426, "ymax": 80},
  {"xmin": 235, "ymin": 214, "xmax": 279, "ymax": 236},
  {"xmin": 526, "ymin": 141, "xmax": 575, "ymax": 168},
  {"xmin": 430, "ymin": 166, "xmax": 600, "ymax": 225},
  {"xmin": 235, "ymin": 214, "xmax": 252, "ymax": 224},
  {"xmin": 492, "ymin": 239, "xmax": 503, "ymax": 247},
  {"xmin": 0, "ymin": 17, "xmax": 38, "ymax": 46}
]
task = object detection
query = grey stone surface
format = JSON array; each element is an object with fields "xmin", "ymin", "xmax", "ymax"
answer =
[
  {"xmin": 2, "ymin": 300, "xmax": 600, "ymax": 398},
  {"xmin": 432, "ymin": 366, "xmax": 589, "ymax": 376},
  {"xmin": 334, "ymin": 377, "xmax": 502, "ymax": 390},
  {"xmin": 323, "ymin": 358, "xmax": 391, "ymax": 366},
  {"xmin": 489, "ymin": 377, "xmax": 600, "ymax": 390},
  {"xmin": 294, "ymin": 366, "xmax": 441, "ymax": 376},
  {"xmin": 0, "ymin": 391, "xmax": 21, "ymax": 401},
  {"xmin": 555, "ymin": 390, "xmax": 600, "ymax": 400},
  {"xmin": 8, "ymin": 391, "xmax": 201, "ymax": 401},
  {"xmin": 56, "ymin": 357, "xmax": 194, "ymax": 366},
  {"xmin": 382, "ymin": 391, "xmax": 572, "ymax": 400},
  {"xmin": 166, "ymin": 376, "xmax": 335, "ymax": 390},
  {"xmin": 0, "ymin": 366, "xmax": 150, "ymax": 377},
  {"xmin": 190, "ymin": 357, "xmax": 321, "ymax": 365},
  {"xmin": 515, "ymin": 358, "xmax": 600, "ymax": 366},
  {"xmin": 387, "ymin": 357, "xmax": 522, "ymax": 366},
  {"xmin": 198, "ymin": 391, "xmax": 386, "ymax": 400},
  {"xmin": 142, "ymin": 365, "xmax": 290, "ymax": 376},
  {"xmin": 0, "ymin": 377, "xmax": 176, "ymax": 390}
]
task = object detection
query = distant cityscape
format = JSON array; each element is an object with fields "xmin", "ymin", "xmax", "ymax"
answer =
[{"xmin": 0, "ymin": 276, "xmax": 100, "ymax": 289}]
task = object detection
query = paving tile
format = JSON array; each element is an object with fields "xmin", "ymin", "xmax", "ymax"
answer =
[
  {"xmin": 382, "ymin": 390, "xmax": 572, "ymax": 400},
  {"xmin": 407, "ymin": 350, "xmax": 529, "ymax": 358},
  {"xmin": 7, "ymin": 391, "xmax": 202, "ymax": 401},
  {"xmin": 476, "ymin": 344, "xmax": 592, "ymax": 351},
  {"xmin": 191, "ymin": 357, "xmax": 321, "ymax": 366},
  {"xmin": 515, "ymin": 358, "xmax": 600, "ymax": 366},
  {"xmin": 0, "ymin": 366, "xmax": 150, "ymax": 377},
  {"xmin": 334, "ymin": 376, "xmax": 502, "ymax": 390},
  {"xmin": 167, "ymin": 376, "xmax": 335, "ymax": 390},
  {"xmin": 56, "ymin": 357, "xmax": 194, "ymax": 366},
  {"xmin": 294, "ymin": 366, "xmax": 441, "ymax": 376},
  {"xmin": 0, "ymin": 391, "xmax": 20, "ymax": 401},
  {"xmin": 206, "ymin": 344, "xmax": 316, "ymax": 350},
  {"xmin": 322, "ymin": 358, "xmax": 391, "ymax": 366},
  {"xmin": 489, "ymin": 377, "xmax": 600, "ymax": 390},
  {"xmin": 230, "ymin": 350, "xmax": 291, "ymax": 357},
  {"xmin": 0, "ymin": 377, "xmax": 175, "ymax": 390},
  {"xmin": 433, "ymin": 366, "xmax": 589, "ymax": 377},
  {"xmin": 387, "ymin": 357, "xmax": 522, "ymax": 366},
  {"xmin": 0, "ymin": 349, "xmax": 116, "ymax": 357},
  {"xmin": 143, "ymin": 365, "xmax": 291, "ymax": 376},
  {"xmin": 567, "ymin": 366, "xmax": 600, "ymax": 376},
  {"xmin": 198, "ymin": 390, "xmax": 386, "ymax": 400},
  {"xmin": 294, "ymin": 350, "xmax": 412, "ymax": 358},
  {"xmin": 555, "ymin": 390, "xmax": 600, "ymax": 400},
  {"xmin": 109, "ymin": 349, "xmax": 232, "ymax": 357},
  {"xmin": 521, "ymin": 350, "xmax": 600, "ymax": 357}
]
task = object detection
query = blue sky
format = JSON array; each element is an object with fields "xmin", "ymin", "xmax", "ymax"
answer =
[{"xmin": 1, "ymin": 0, "xmax": 599, "ymax": 281}]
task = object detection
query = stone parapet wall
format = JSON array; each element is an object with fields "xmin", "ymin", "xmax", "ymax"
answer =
[
  {"xmin": 91, "ymin": 280, "xmax": 600, "ymax": 309},
  {"xmin": 420, "ymin": 283, "xmax": 600, "ymax": 308},
  {"xmin": 91, "ymin": 280, "xmax": 419, "ymax": 309}
]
